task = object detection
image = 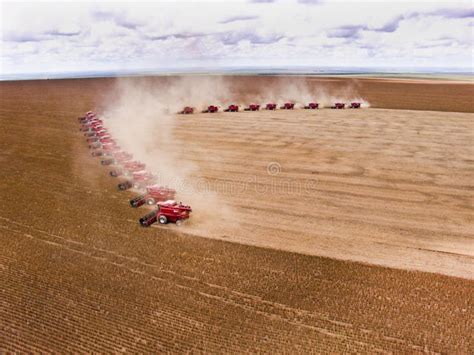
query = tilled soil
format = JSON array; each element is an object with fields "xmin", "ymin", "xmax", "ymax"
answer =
[{"xmin": 0, "ymin": 77, "xmax": 473, "ymax": 352}]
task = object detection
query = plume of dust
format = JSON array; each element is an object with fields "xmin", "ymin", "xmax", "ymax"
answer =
[
  {"xmin": 102, "ymin": 76, "xmax": 240, "ymax": 237},
  {"xmin": 238, "ymin": 76, "xmax": 370, "ymax": 108},
  {"xmin": 320, "ymin": 78, "xmax": 371, "ymax": 108},
  {"xmin": 99, "ymin": 75, "xmax": 370, "ymax": 238}
]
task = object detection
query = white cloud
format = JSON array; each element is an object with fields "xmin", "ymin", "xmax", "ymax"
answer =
[{"xmin": 1, "ymin": 0, "xmax": 472, "ymax": 75}]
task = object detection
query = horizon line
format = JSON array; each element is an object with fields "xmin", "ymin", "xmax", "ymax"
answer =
[{"xmin": 1, "ymin": 66, "xmax": 473, "ymax": 82}]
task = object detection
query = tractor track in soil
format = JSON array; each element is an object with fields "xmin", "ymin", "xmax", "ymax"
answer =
[{"xmin": 0, "ymin": 77, "xmax": 473, "ymax": 352}]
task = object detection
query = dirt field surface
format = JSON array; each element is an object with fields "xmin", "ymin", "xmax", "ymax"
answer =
[
  {"xmin": 1, "ymin": 77, "xmax": 473, "ymax": 352},
  {"xmin": 177, "ymin": 106, "xmax": 474, "ymax": 279}
]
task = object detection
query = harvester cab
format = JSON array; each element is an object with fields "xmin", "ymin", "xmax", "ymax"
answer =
[{"xmin": 265, "ymin": 103, "xmax": 277, "ymax": 110}]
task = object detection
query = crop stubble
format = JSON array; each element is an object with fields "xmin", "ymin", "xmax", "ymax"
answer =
[{"xmin": 0, "ymin": 77, "xmax": 473, "ymax": 352}]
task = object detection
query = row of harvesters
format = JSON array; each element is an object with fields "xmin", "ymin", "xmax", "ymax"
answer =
[
  {"xmin": 331, "ymin": 102, "xmax": 361, "ymax": 109},
  {"xmin": 179, "ymin": 101, "xmax": 361, "ymax": 114},
  {"xmin": 78, "ymin": 111, "xmax": 192, "ymax": 227}
]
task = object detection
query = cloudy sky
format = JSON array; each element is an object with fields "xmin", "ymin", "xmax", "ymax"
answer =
[{"xmin": 1, "ymin": 0, "xmax": 473, "ymax": 75}]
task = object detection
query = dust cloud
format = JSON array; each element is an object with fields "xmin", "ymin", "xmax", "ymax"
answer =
[
  {"xmin": 250, "ymin": 77, "xmax": 370, "ymax": 108},
  {"xmin": 100, "ymin": 75, "xmax": 369, "ymax": 236},
  {"xmin": 102, "ymin": 76, "xmax": 239, "ymax": 236}
]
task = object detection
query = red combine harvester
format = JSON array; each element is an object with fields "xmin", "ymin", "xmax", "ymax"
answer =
[
  {"xmin": 110, "ymin": 161, "xmax": 146, "ymax": 177},
  {"xmin": 202, "ymin": 105, "xmax": 219, "ymax": 113},
  {"xmin": 92, "ymin": 150, "xmax": 112, "ymax": 157},
  {"xmin": 80, "ymin": 121, "xmax": 102, "ymax": 129},
  {"xmin": 89, "ymin": 139, "xmax": 118, "ymax": 150},
  {"xmin": 78, "ymin": 112, "xmax": 96, "ymax": 123},
  {"xmin": 81, "ymin": 121, "xmax": 103, "ymax": 132},
  {"xmin": 118, "ymin": 171, "xmax": 156, "ymax": 190},
  {"xmin": 78, "ymin": 116, "xmax": 95, "ymax": 124},
  {"xmin": 81, "ymin": 121, "xmax": 103, "ymax": 130},
  {"xmin": 87, "ymin": 134, "xmax": 111, "ymax": 144},
  {"xmin": 91, "ymin": 143, "xmax": 121, "ymax": 156},
  {"xmin": 81, "ymin": 116, "xmax": 102, "ymax": 124},
  {"xmin": 139, "ymin": 201, "xmax": 192, "ymax": 227},
  {"xmin": 331, "ymin": 103, "xmax": 345, "ymax": 109},
  {"xmin": 179, "ymin": 107, "xmax": 194, "ymax": 114},
  {"xmin": 91, "ymin": 147, "xmax": 118, "ymax": 157},
  {"xmin": 89, "ymin": 137, "xmax": 116, "ymax": 148},
  {"xmin": 265, "ymin": 103, "xmax": 277, "ymax": 110},
  {"xmin": 280, "ymin": 103, "xmax": 295, "ymax": 110},
  {"xmin": 244, "ymin": 104, "xmax": 260, "ymax": 111},
  {"xmin": 349, "ymin": 102, "xmax": 361, "ymax": 109},
  {"xmin": 129, "ymin": 186, "xmax": 177, "ymax": 207},
  {"xmin": 224, "ymin": 104, "xmax": 239, "ymax": 112},
  {"xmin": 304, "ymin": 103, "xmax": 319, "ymax": 109},
  {"xmin": 101, "ymin": 151, "xmax": 133, "ymax": 165},
  {"xmin": 84, "ymin": 128, "xmax": 107, "ymax": 137}
]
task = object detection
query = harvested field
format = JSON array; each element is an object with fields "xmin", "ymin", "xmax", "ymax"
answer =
[
  {"xmin": 174, "ymin": 107, "xmax": 474, "ymax": 279},
  {"xmin": 0, "ymin": 77, "xmax": 473, "ymax": 352}
]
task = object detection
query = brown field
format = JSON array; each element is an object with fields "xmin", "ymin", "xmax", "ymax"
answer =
[{"xmin": 0, "ymin": 76, "xmax": 473, "ymax": 352}]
